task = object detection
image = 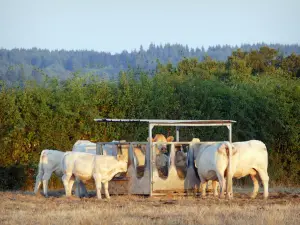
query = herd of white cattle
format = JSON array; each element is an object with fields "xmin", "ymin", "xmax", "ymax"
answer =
[{"xmin": 34, "ymin": 134, "xmax": 269, "ymax": 200}]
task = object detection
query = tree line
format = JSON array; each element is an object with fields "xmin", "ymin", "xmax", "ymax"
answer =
[
  {"xmin": 1, "ymin": 43, "xmax": 300, "ymax": 85},
  {"xmin": 0, "ymin": 46, "xmax": 299, "ymax": 190}
]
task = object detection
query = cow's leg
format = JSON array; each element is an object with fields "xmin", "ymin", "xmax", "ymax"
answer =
[
  {"xmin": 68, "ymin": 176, "xmax": 75, "ymax": 196},
  {"xmin": 217, "ymin": 175, "xmax": 226, "ymax": 199},
  {"xmin": 250, "ymin": 173, "xmax": 259, "ymax": 198},
  {"xmin": 93, "ymin": 174, "xmax": 102, "ymax": 199},
  {"xmin": 62, "ymin": 174, "xmax": 71, "ymax": 197},
  {"xmin": 207, "ymin": 180, "xmax": 213, "ymax": 192},
  {"xmin": 42, "ymin": 173, "xmax": 51, "ymax": 198},
  {"xmin": 212, "ymin": 180, "xmax": 219, "ymax": 197},
  {"xmin": 256, "ymin": 169, "xmax": 269, "ymax": 199},
  {"xmin": 198, "ymin": 175, "xmax": 207, "ymax": 198},
  {"xmin": 103, "ymin": 181, "xmax": 110, "ymax": 199},
  {"xmin": 34, "ymin": 172, "xmax": 43, "ymax": 195}
]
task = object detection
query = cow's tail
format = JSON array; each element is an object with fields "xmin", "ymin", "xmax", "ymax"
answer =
[
  {"xmin": 34, "ymin": 149, "xmax": 47, "ymax": 193},
  {"xmin": 225, "ymin": 142, "xmax": 233, "ymax": 199},
  {"xmin": 61, "ymin": 152, "xmax": 69, "ymax": 174}
]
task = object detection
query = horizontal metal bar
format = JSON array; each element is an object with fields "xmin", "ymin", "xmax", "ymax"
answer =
[
  {"xmin": 150, "ymin": 123, "xmax": 233, "ymax": 127},
  {"xmin": 95, "ymin": 142, "xmax": 148, "ymax": 145},
  {"xmin": 94, "ymin": 118, "xmax": 236, "ymax": 125},
  {"xmin": 95, "ymin": 141, "xmax": 222, "ymax": 145}
]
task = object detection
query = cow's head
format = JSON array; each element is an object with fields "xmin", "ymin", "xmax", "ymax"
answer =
[{"xmin": 147, "ymin": 134, "xmax": 174, "ymax": 154}]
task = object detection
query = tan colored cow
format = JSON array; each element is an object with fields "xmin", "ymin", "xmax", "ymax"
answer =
[
  {"xmin": 62, "ymin": 152, "xmax": 128, "ymax": 199},
  {"xmin": 148, "ymin": 134, "xmax": 174, "ymax": 177}
]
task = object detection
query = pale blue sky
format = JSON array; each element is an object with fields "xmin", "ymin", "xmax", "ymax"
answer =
[{"xmin": 0, "ymin": 0, "xmax": 299, "ymax": 53}]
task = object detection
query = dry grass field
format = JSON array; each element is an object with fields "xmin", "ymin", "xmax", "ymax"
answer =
[{"xmin": 0, "ymin": 188, "xmax": 299, "ymax": 225}]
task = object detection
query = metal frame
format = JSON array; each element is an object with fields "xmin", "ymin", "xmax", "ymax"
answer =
[{"xmin": 94, "ymin": 118, "xmax": 236, "ymax": 196}]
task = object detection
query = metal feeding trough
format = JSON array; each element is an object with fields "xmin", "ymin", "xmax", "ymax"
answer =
[{"xmin": 93, "ymin": 118, "xmax": 236, "ymax": 196}]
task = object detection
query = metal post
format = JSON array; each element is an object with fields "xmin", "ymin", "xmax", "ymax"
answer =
[
  {"xmin": 96, "ymin": 143, "xmax": 100, "ymax": 155},
  {"xmin": 148, "ymin": 123, "xmax": 153, "ymax": 196},
  {"xmin": 176, "ymin": 126, "xmax": 180, "ymax": 142},
  {"xmin": 227, "ymin": 124, "xmax": 232, "ymax": 143}
]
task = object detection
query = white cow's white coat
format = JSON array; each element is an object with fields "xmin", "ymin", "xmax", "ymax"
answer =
[
  {"xmin": 62, "ymin": 152, "xmax": 128, "ymax": 199},
  {"xmin": 200, "ymin": 140, "xmax": 270, "ymax": 199},
  {"xmin": 194, "ymin": 141, "xmax": 235, "ymax": 199},
  {"xmin": 227, "ymin": 140, "xmax": 269, "ymax": 199},
  {"xmin": 34, "ymin": 149, "xmax": 65, "ymax": 197},
  {"xmin": 62, "ymin": 152, "xmax": 127, "ymax": 199}
]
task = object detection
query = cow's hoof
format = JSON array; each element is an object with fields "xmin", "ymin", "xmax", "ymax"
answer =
[{"xmin": 250, "ymin": 194, "xmax": 257, "ymax": 199}]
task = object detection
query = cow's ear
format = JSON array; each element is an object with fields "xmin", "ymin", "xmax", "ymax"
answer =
[{"xmin": 167, "ymin": 136, "xmax": 174, "ymax": 142}]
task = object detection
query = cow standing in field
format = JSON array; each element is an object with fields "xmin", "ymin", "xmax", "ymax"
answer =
[
  {"xmin": 72, "ymin": 140, "xmax": 133, "ymax": 197},
  {"xmin": 72, "ymin": 140, "xmax": 145, "ymax": 167},
  {"xmin": 33, "ymin": 140, "xmax": 126, "ymax": 198},
  {"xmin": 34, "ymin": 149, "xmax": 65, "ymax": 197},
  {"xmin": 194, "ymin": 141, "xmax": 236, "ymax": 199},
  {"xmin": 191, "ymin": 140, "xmax": 221, "ymax": 193},
  {"xmin": 62, "ymin": 152, "xmax": 128, "ymax": 199},
  {"xmin": 211, "ymin": 140, "xmax": 269, "ymax": 199}
]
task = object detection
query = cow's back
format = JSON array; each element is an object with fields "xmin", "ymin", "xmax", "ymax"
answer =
[
  {"xmin": 193, "ymin": 142, "xmax": 219, "ymax": 160},
  {"xmin": 63, "ymin": 152, "xmax": 95, "ymax": 181},
  {"xmin": 72, "ymin": 140, "xmax": 96, "ymax": 154},
  {"xmin": 195, "ymin": 143, "xmax": 220, "ymax": 179},
  {"xmin": 41, "ymin": 150, "xmax": 65, "ymax": 176},
  {"xmin": 232, "ymin": 140, "xmax": 268, "ymax": 178}
]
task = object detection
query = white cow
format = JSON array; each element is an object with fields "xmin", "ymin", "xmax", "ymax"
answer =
[
  {"xmin": 71, "ymin": 139, "xmax": 147, "ymax": 197},
  {"xmin": 194, "ymin": 141, "xmax": 236, "ymax": 199},
  {"xmin": 214, "ymin": 140, "xmax": 269, "ymax": 199},
  {"xmin": 62, "ymin": 152, "xmax": 128, "ymax": 199},
  {"xmin": 72, "ymin": 140, "xmax": 145, "ymax": 166},
  {"xmin": 34, "ymin": 149, "xmax": 65, "ymax": 197},
  {"xmin": 191, "ymin": 140, "xmax": 221, "ymax": 192}
]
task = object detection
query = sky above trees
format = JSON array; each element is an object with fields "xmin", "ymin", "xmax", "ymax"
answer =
[{"xmin": 0, "ymin": 0, "xmax": 299, "ymax": 53}]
